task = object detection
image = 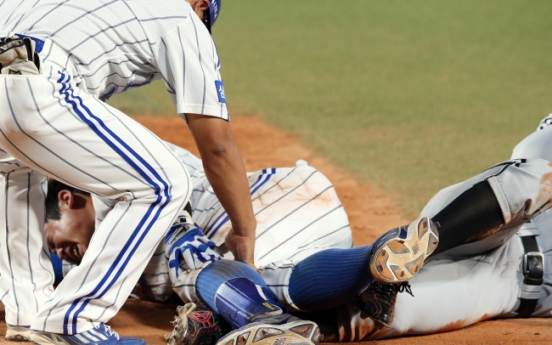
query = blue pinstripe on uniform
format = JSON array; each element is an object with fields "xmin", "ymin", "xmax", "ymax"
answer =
[
  {"xmin": 205, "ymin": 168, "xmax": 275, "ymax": 238},
  {"xmin": 55, "ymin": 73, "xmax": 173, "ymax": 334},
  {"xmin": 203, "ymin": 170, "xmax": 269, "ymax": 236}
]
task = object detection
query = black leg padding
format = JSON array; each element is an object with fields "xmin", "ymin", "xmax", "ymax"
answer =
[{"xmin": 430, "ymin": 180, "xmax": 504, "ymax": 256}]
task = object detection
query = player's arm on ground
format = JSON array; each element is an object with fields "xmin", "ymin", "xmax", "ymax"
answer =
[{"xmin": 186, "ymin": 114, "xmax": 257, "ymax": 268}]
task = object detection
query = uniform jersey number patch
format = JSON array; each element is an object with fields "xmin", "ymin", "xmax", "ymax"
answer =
[{"xmin": 215, "ymin": 80, "xmax": 226, "ymax": 103}]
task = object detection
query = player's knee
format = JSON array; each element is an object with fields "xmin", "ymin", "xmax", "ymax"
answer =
[{"xmin": 134, "ymin": 159, "xmax": 190, "ymax": 207}]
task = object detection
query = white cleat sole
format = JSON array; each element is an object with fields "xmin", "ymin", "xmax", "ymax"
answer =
[
  {"xmin": 217, "ymin": 315, "xmax": 321, "ymax": 345},
  {"xmin": 370, "ymin": 217, "xmax": 439, "ymax": 283}
]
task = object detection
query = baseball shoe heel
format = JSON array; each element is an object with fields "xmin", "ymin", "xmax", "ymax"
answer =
[
  {"xmin": 216, "ymin": 314, "xmax": 322, "ymax": 345},
  {"xmin": 29, "ymin": 323, "xmax": 145, "ymax": 345},
  {"xmin": 6, "ymin": 324, "xmax": 30, "ymax": 342},
  {"xmin": 369, "ymin": 217, "xmax": 439, "ymax": 283},
  {"xmin": 165, "ymin": 302, "xmax": 224, "ymax": 345}
]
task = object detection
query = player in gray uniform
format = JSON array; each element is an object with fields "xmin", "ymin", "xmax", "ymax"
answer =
[
  {"xmin": 331, "ymin": 116, "xmax": 552, "ymax": 341},
  {"xmin": 0, "ymin": 0, "xmax": 265, "ymax": 344}
]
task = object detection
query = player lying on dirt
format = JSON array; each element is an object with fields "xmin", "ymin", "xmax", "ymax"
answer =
[
  {"xmin": 337, "ymin": 115, "xmax": 552, "ymax": 340},
  {"xmin": 45, "ymin": 120, "xmax": 552, "ymax": 343}
]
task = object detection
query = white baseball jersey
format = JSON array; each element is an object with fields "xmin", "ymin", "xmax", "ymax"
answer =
[
  {"xmin": 0, "ymin": 0, "xmax": 227, "ymax": 334},
  {"xmin": 1, "ymin": 0, "xmax": 228, "ymax": 118}
]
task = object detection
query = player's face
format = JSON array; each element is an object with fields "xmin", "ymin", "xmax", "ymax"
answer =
[{"xmin": 44, "ymin": 192, "xmax": 96, "ymax": 264}]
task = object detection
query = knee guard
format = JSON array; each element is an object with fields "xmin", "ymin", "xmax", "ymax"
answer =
[{"xmin": 214, "ymin": 277, "xmax": 283, "ymax": 329}]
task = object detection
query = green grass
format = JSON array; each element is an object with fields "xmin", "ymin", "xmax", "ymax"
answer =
[
  {"xmin": 106, "ymin": 81, "xmax": 175, "ymax": 115},
  {"xmin": 108, "ymin": 0, "xmax": 552, "ymax": 218}
]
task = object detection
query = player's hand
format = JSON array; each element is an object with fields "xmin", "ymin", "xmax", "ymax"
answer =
[{"xmin": 223, "ymin": 229, "xmax": 257, "ymax": 270}]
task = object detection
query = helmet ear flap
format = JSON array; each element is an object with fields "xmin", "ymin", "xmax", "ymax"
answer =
[
  {"xmin": 201, "ymin": 0, "xmax": 221, "ymax": 34},
  {"xmin": 209, "ymin": 0, "xmax": 221, "ymax": 29}
]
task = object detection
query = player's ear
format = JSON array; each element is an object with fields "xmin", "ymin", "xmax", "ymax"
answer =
[
  {"xmin": 58, "ymin": 190, "xmax": 74, "ymax": 209},
  {"xmin": 201, "ymin": 0, "xmax": 210, "ymax": 11},
  {"xmin": 192, "ymin": 0, "xmax": 210, "ymax": 12}
]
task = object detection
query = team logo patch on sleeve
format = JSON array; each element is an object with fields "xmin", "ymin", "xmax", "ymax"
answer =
[{"xmin": 215, "ymin": 80, "xmax": 226, "ymax": 103}]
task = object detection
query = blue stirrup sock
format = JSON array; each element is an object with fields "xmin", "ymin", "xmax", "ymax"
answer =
[{"xmin": 288, "ymin": 246, "xmax": 373, "ymax": 311}]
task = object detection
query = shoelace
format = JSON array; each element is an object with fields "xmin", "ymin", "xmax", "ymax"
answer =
[
  {"xmin": 370, "ymin": 281, "xmax": 414, "ymax": 302},
  {"xmin": 94, "ymin": 324, "xmax": 119, "ymax": 340},
  {"xmin": 396, "ymin": 282, "xmax": 414, "ymax": 297}
]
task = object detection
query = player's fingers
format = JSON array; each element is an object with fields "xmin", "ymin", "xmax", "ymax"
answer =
[
  {"xmin": 217, "ymin": 243, "xmax": 229, "ymax": 255},
  {"xmin": 244, "ymin": 260, "xmax": 259, "ymax": 273},
  {"xmin": 182, "ymin": 248, "xmax": 197, "ymax": 270},
  {"xmin": 233, "ymin": 241, "xmax": 258, "ymax": 271}
]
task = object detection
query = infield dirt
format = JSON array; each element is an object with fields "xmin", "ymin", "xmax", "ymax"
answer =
[{"xmin": 0, "ymin": 116, "xmax": 549, "ymax": 344}]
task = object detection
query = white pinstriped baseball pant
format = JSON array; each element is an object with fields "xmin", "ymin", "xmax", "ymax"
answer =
[{"xmin": 0, "ymin": 66, "xmax": 191, "ymax": 334}]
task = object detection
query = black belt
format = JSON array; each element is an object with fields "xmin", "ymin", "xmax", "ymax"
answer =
[{"xmin": 516, "ymin": 235, "xmax": 544, "ymax": 317}]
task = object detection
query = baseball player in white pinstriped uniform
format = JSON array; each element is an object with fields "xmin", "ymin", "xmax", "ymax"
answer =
[{"xmin": 0, "ymin": 0, "xmax": 266, "ymax": 344}]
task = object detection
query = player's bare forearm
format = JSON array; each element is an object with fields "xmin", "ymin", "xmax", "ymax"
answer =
[
  {"xmin": 185, "ymin": 114, "xmax": 257, "ymax": 267},
  {"xmin": 201, "ymin": 147, "xmax": 256, "ymax": 238}
]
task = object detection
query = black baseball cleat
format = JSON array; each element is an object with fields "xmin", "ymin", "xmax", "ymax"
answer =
[
  {"xmin": 165, "ymin": 303, "xmax": 225, "ymax": 345},
  {"xmin": 216, "ymin": 313, "xmax": 322, "ymax": 345},
  {"xmin": 355, "ymin": 281, "xmax": 413, "ymax": 328},
  {"xmin": 369, "ymin": 217, "xmax": 439, "ymax": 284}
]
